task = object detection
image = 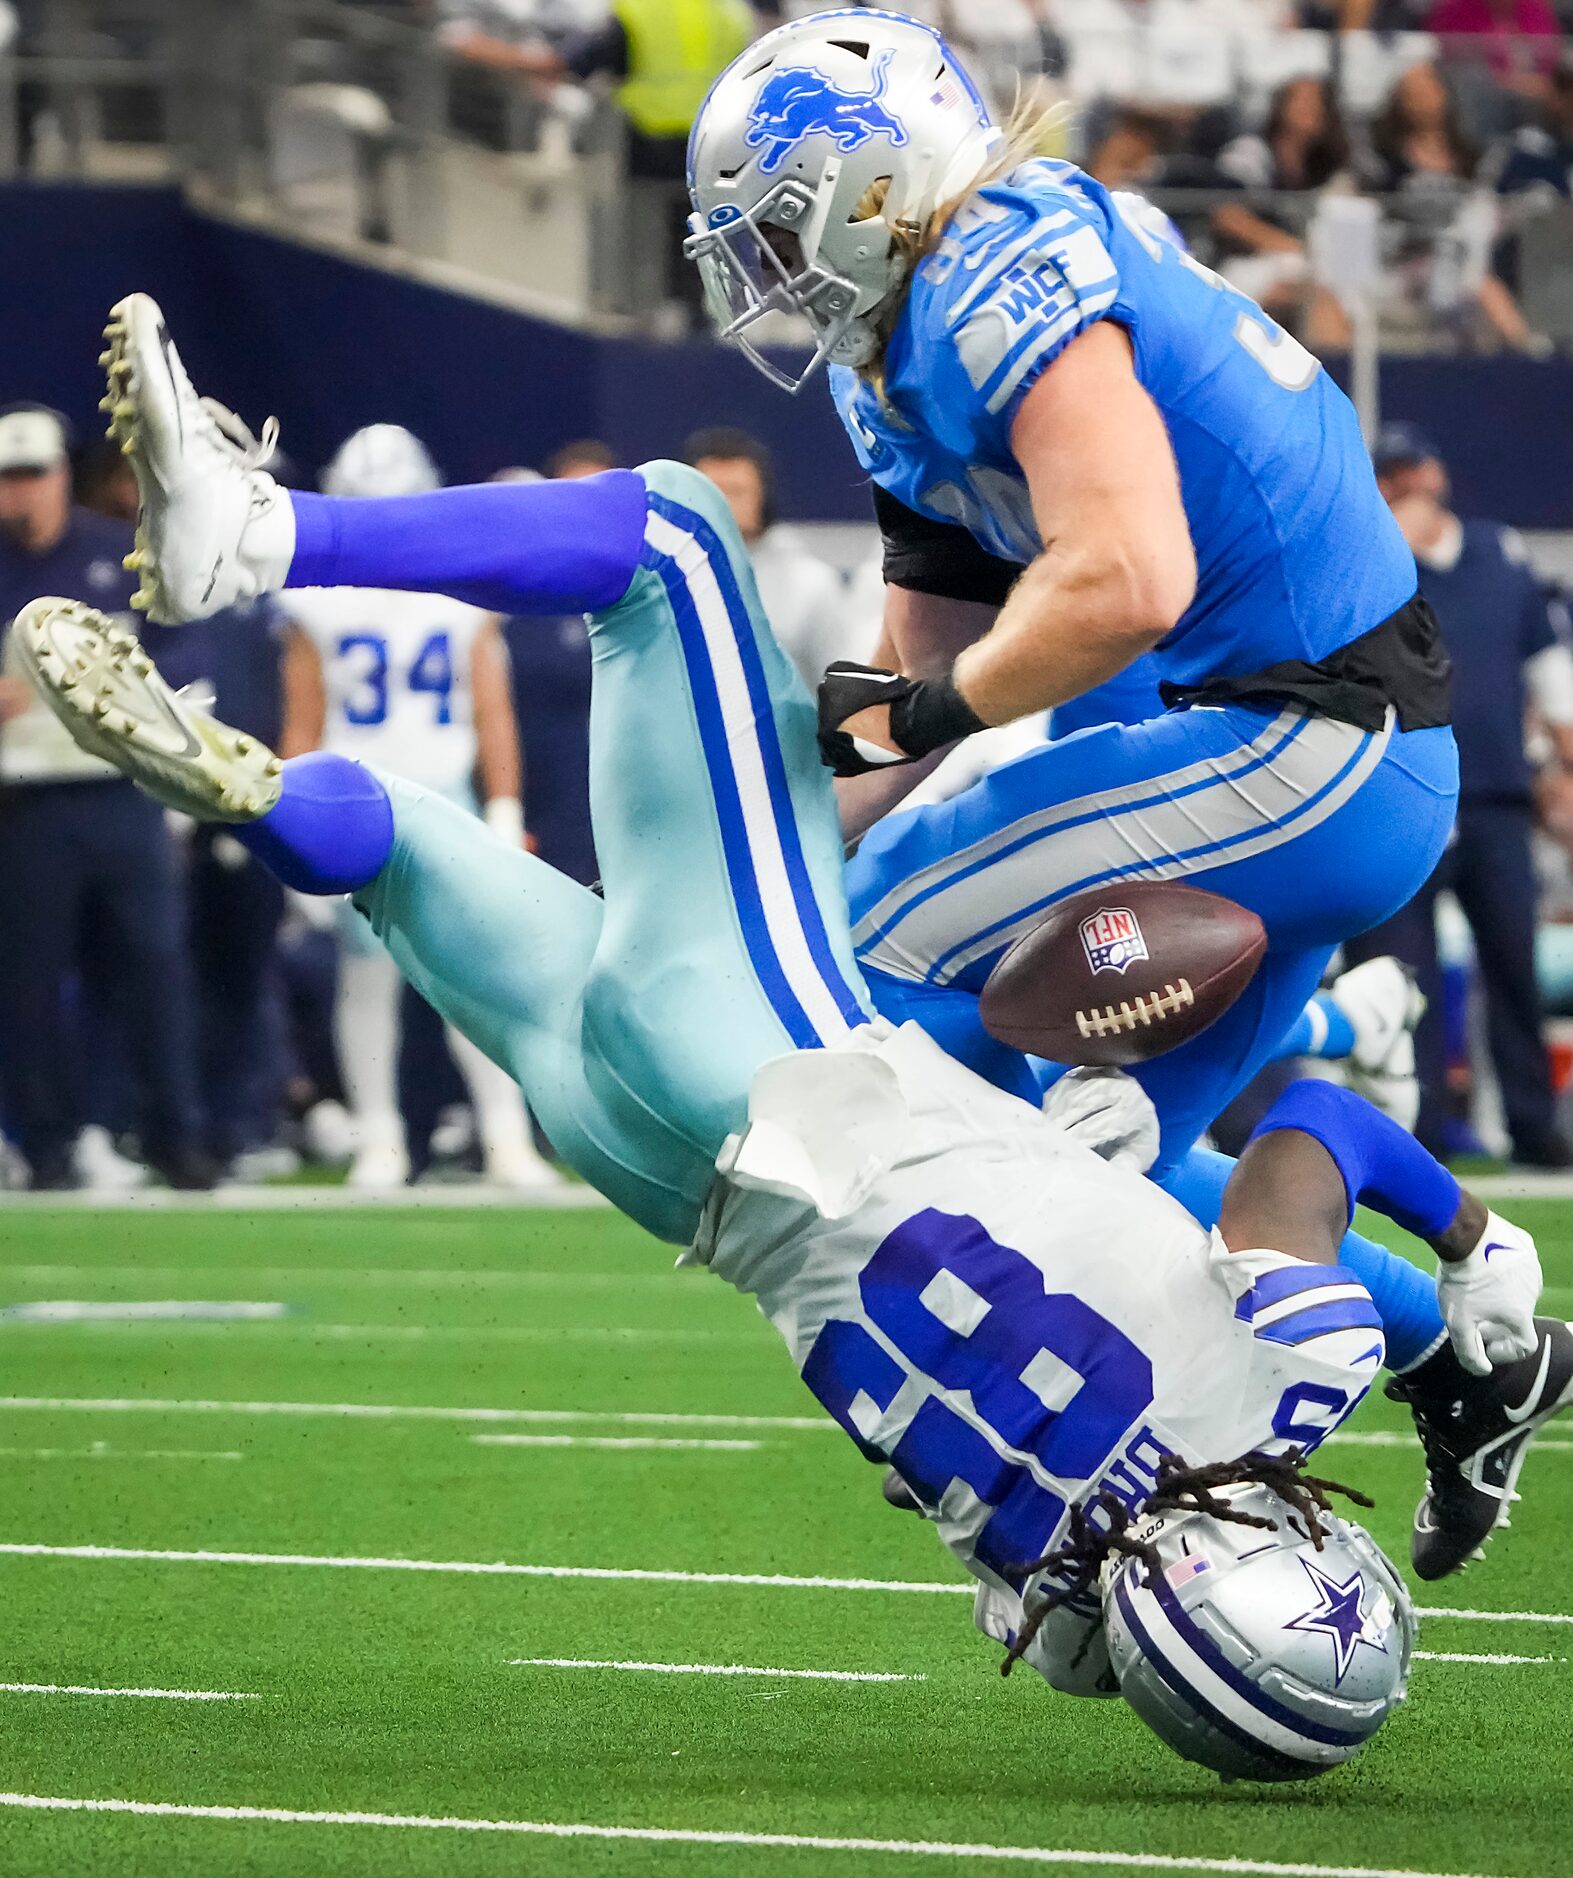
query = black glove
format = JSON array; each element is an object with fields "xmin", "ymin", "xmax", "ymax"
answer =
[{"xmin": 816, "ymin": 662, "xmax": 987, "ymax": 778}]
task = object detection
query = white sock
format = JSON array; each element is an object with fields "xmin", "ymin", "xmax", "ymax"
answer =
[
  {"xmin": 336, "ymin": 946, "xmax": 404, "ymax": 1154},
  {"xmin": 447, "ymin": 1026, "xmax": 552, "ymax": 1169}
]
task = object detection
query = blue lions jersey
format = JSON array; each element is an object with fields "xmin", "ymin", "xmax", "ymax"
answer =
[{"xmin": 830, "ymin": 161, "xmax": 1418, "ymax": 689}]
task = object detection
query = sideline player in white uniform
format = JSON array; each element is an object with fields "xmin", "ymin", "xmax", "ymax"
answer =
[
  {"xmin": 281, "ymin": 425, "xmax": 561, "ymax": 1191},
  {"xmin": 17, "ymin": 298, "xmax": 1573, "ymax": 1774}
]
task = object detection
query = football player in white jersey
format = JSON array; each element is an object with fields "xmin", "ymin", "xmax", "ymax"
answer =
[
  {"xmin": 18, "ymin": 297, "xmax": 1571, "ymax": 1775},
  {"xmin": 280, "ymin": 425, "xmax": 562, "ymax": 1191}
]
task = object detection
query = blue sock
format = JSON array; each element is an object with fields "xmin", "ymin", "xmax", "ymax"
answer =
[
  {"xmin": 1158, "ymin": 1142, "xmax": 1447, "ymax": 1372},
  {"xmin": 287, "ymin": 469, "xmax": 649, "ymax": 616},
  {"xmin": 1275, "ymin": 994, "xmax": 1357, "ymax": 1061},
  {"xmin": 236, "ymin": 752, "xmax": 394, "ymax": 895},
  {"xmin": 1250, "ymin": 1079, "xmax": 1460, "ymax": 1239}
]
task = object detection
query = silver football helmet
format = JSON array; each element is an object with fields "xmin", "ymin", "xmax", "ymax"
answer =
[
  {"xmin": 322, "ymin": 424, "xmax": 440, "ymax": 499},
  {"xmin": 685, "ymin": 9, "xmax": 999, "ymax": 391},
  {"xmin": 1103, "ymin": 1483, "xmax": 1416, "ymax": 1782}
]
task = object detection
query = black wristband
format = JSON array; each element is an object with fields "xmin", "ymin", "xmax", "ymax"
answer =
[{"xmin": 888, "ymin": 671, "xmax": 988, "ymax": 757}]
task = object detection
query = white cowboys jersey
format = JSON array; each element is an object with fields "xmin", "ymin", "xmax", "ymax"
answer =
[
  {"xmin": 287, "ymin": 587, "xmax": 490, "ymax": 795},
  {"xmin": 693, "ymin": 1022, "xmax": 1385, "ymax": 1693}
]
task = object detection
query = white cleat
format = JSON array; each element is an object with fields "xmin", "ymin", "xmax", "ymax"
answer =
[
  {"xmin": 100, "ymin": 292, "xmax": 295, "ymax": 623},
  {"xmin": 74, "ymin": 1125, "xmax": 149, "ymax": 1192},
  {"xmin": 483, "ymin": 1137, "xmax": 569, "ymax": 1193},
  {"xmin": 1329, "ymin": 955, "xmax": 1424, "ymax": 1129},
  {"xmin": 347, "ymin": 1141, "xmax": 411, "ymax": 1192},
  {"xmin": 13, "ymin": 597, "xmax": 283, "ymax": 822}
]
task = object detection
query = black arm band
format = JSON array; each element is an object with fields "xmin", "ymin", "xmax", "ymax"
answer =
[{"xmin": 889, "ymin": 672, "xmax": 989, "ymax": 756}]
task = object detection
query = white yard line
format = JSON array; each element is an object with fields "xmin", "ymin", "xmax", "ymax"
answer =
[
  {"xmin": 0, "ymin": 1397, "xmax": 834, "ymax": 1432},
  {"xmin": 0, "ymin": 1322, "xmax": 767, "ymax": 1346},
  {"xmin": 511, "ymin": 1658, "xmax": 922, "ymax": 1682},
  {"xmin": 0, "ymin": 1446, "xmax": 242, "ymax": 1462},
  {"xmin": 0, "ymin": 1794, "xmax": 1497, "ymax": 1876},
  {"xmin": 1325, "ymin": 1430, "xmax": 1573, "ymax": 1453},
  {"xmin": 0, "ymin": 1542, "xmax": 970, "ymax": 1593},
  {"xmin": 0, "ymin": 1684, "xmax": 256, "ymax": 1701},
  {"xmin": 1464, "ymin": 1173, "xmax": 1573, "ymax": 1201},
  {"xmin": 0, "ymin": 1301, "xmax": 287, "ymax": 1323},
  {"xmin": 472, "ymin": 1434, "xmax": 761, "ymax": 1452},
  {"xmin": 1413, "ymin": 1651, "xmax": 1562, "ymax": 1666},
  {"xmin": 2, "ymin": 1266, "xmax": 674, "ymax": 1288},
  {"xmin": 0, "ymin": 1540, "xmax": 1568, "ymax": 1626},
  {"xmin": 0, "ymin": 1186, "xmax": 612, "ymax": 1211}
]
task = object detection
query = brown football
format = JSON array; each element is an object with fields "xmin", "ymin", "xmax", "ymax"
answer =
[{"xmin": 978, "ymin": 880, "xmax": 1267, "ymax": 1066}]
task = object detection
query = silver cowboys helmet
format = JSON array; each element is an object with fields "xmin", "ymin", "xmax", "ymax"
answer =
[
  {"xmin": 685, "ymin": 9, "xmax": 999, "ymax": 392},
  {"xmin": 322, "ymin": 424, "xmax": 440, "ymax": 499},
  {"xmin": 1103, "ymin": 1483, "xmax": 1416, "ymax": 1782}
]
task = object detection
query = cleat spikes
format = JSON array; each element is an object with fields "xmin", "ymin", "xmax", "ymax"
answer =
[{"xmin": 129, "ymin": 591, "xmax": 148, "ymax": 611}]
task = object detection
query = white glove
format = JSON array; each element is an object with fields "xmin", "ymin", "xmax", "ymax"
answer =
[
  {"xmin": 1436, "ymin": 1210, "xmax": 1543, "ymax": 1377},
  {"xmin": 1042, "ymin": 1066, "xmax": 1161, "ymax": 1173}
]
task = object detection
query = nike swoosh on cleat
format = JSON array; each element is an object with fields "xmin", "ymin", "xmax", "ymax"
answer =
[
  {"xmin": 155, "ymin": 320, "xmax": 184, "ymax": 450},
  {"xmin": 1502, "ymin": 1338, "xmax": 1556, "ymax": 1424},
  {"xmin": 1482, "ymin": 1242, "xmax": 1512, "ymax": 1263}
]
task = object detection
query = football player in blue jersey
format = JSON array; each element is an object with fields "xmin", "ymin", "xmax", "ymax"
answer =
[{"xmin": 686, "ymin": 9, "xmax": 1454, "ymax": 1164}]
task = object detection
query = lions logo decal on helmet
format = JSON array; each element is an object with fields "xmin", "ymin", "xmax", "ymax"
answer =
[{"xmin": 743, "ymin": 48, "xmax": 909, "ymax": 176}]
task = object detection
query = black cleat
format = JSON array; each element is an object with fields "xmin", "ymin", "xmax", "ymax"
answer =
[
  {"xmin": 148, "ymin": 1144, "xmax": 222, "ymax": 1192},
  {"xmin": 1386, "ymin": 1316, "xmax": 1573, "ymax": 1579}
]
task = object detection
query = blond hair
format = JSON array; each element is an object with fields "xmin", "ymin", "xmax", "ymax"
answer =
[{"xmin": 854, "ymin": 89, "xmax": 1075, "ymax": 397}]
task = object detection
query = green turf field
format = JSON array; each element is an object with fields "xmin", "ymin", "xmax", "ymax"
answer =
[{"xmin": 0, "ymin": 1197, "xmax": 1569, "ymax": 1878}]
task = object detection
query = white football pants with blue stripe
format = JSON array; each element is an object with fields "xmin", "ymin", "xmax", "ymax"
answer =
[
  {"xmin": 847, "ymin": 701, "xmax": 1459, "ymax": 1173},
  {"xmin": 353, "ymin": 463, "xmax": 871, "ymax": 1243}
]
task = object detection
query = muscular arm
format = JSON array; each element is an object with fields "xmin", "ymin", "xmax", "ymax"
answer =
[
  {"xmin": 278, "ymin": 623, "xmax": 326, "ymax": 758},
  {"xmin": 951, "ymin": 322, "xmax": 1197, "ymax": 727}
]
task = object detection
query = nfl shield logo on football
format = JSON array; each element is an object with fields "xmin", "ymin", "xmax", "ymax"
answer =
[{"xmin": 1079, "ymin": 906, "xmax": 1148, "ymax": 976}]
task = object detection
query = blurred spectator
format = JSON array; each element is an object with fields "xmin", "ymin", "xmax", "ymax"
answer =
[
  {"xmin": 144, "ymin": 606, "xmax": 294, "ymax": 1175},
  {"xmin": 545, "ymin": 436, "xmax": 617, "ymax": 478},
  {"xmin": 1492, "ymin": 50, "xmax": 1573, "ymax": 195},
  {"xmin": 1053, "ymin": 0, "xmax": 1279, "ymax": 124},
  {"xmin": 1368, "ymin": 61, "xmax": 1485, "ymax": 196},
  {"xmin": 683, "ymin": 425, "xmax": 862, "ymax": 690},
  {"xmin": 0, "ymin": 405, "xmax": 213, "ymax": 1189},
  {"xmin": 499, "ymin": 444, "xmax": 604, "ymax": 886},
  {"xmin": 1425, "ymin": 0, "xmax": 1563, "ymax": 98},
  {"xmin": 1350, "ymin": 424, "xmax": 1573, "ymax": 1166},
  {"xmin": 1085, "ymin": 109, "xmax": 1166, "ymax": 190},
  {"xmin": 1213, "ymin": 76, "xmax": 1355, "ymax": 350},
  {"xmin": 441, "ymin": 0, "xmax": 754, "ymax": 307},
  {"xmin": 72, "ymin": 443, "xmax": 295, "ymax": 1174},
  {"xmin": 1365, "ymin": 60, "xmax": 1545, "ymax": 350},
  {"xmin": 280, "ymin": 424, "xmax": 563, "ymax": 1191},
  {"xmin": 75, "ymin": 437, "xmax": 140, "ymax": 522}
]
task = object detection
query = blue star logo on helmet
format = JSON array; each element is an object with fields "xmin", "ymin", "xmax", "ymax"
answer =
[
  {"xmin": 744, "ymin": 48, "xmax": 909, "ymax": 177},
  {"xmin": 1284, "ymin": 1558, "xmax": 1390, "ymax": 1685}
]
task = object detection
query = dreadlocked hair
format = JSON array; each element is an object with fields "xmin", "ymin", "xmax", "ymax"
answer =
[{"xmin": 999, "ymin": 1448, "xmax": 1375, "ymax": 1679}]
